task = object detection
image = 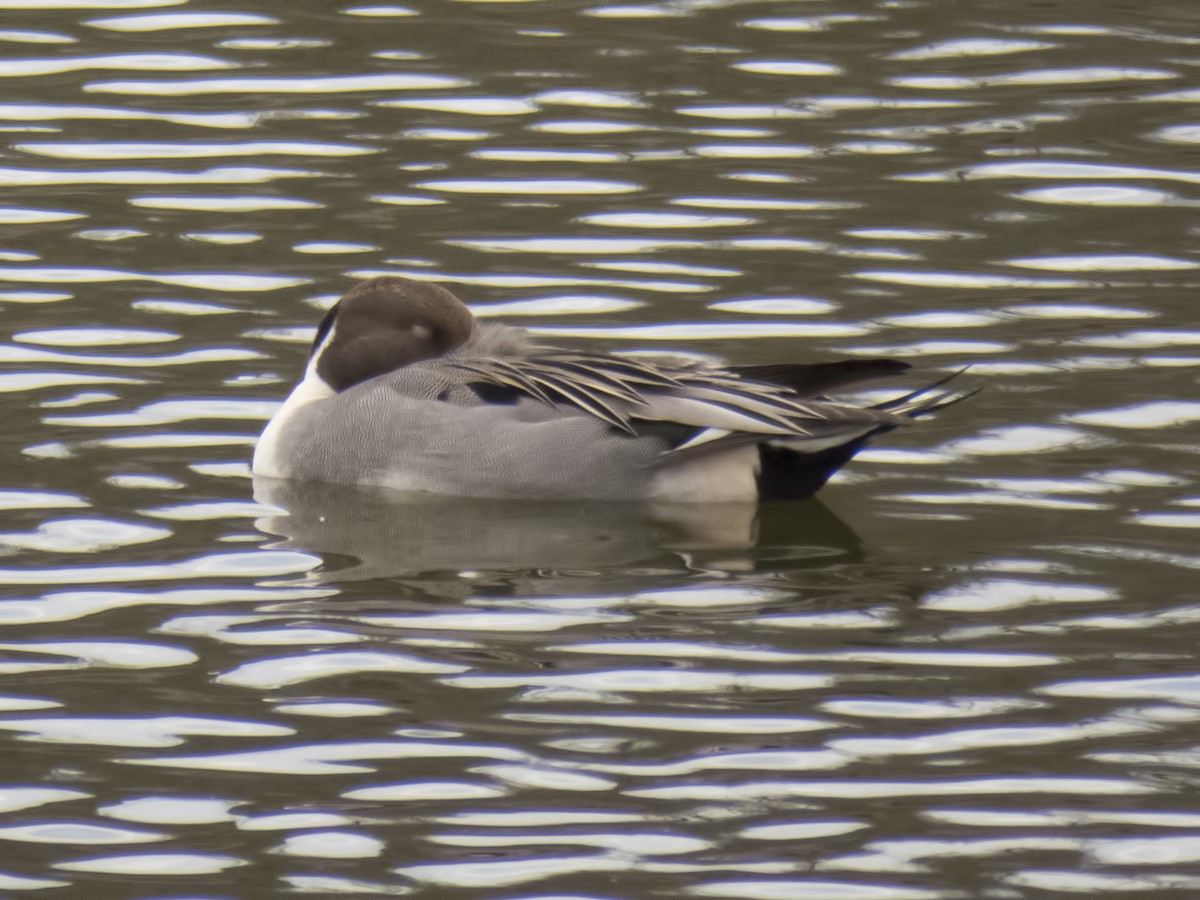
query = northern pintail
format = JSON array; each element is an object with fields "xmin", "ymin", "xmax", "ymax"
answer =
[{"xmin": 252, "ymin": 276, "xmax": 969, "ymax": 502}]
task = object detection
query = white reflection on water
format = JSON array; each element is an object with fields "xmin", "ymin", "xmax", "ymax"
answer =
[
  {"xmin": 17, "ymin": 327, "xmax": 176, "ymax": 346},
  {"xmin": 1135, "ymin": 513, "xmax": 1200, "ymax": 529},
  {"xmin": 0, "ymin": 265, "xmax": 306, "ymax": 290},
  {"xmin": 0, "ymin": 640, "xmax": 194, "ymax": 672},
  {"xmin": 396, "ymin": 853, "xmax": 631, "ymax": 889},
  {"xmin": 1043, "ymin": 673, "xmax": 1200, "ymax": 703},
  {"xmin": 18, "ymin": 140, "xmax": 371, "ymax": 159},
  {"xmin": 1002, "ymin": 302, "xmax": 1152, "ymax": 319},
  {"xmin": 417, "ymin": 177, "xmax": 641, "ymax": 194},
  {"xmin": 0, "ymin": 372, "xmax": 140, "ymax": 392},
  {"xmin": 86, "ymin": 12, "xmax": 278, "ymax": 31},
  {"xmin": 130, "ymin": 195, "xmax": 323, "ymax": 211},
  {"xmin": 1008, "ymin": 870, "xmax": 1200, "ymax": 894},
  {"xmin": 45, "ymin": 398, "xmax": 273, "ymax": 427},
  {"xmin": 694, "ymin": 143, "xmax": 816, "ymax": 159},
  {"xmin": 274, "ymin": 830, "xmax": 384, "ymax": 858},
  {"xmin": 821, "ymin": 698, "xmax": 1038, "ymax": 720},
  {"xmin": 160, "ymin": 614, "xmax": 361, "ymax": 646},
  {"xmin": 1016, "ymin": 184, "xmax": 1191, "ymax": 207},
  {"xmin": 889, "ymin": 37, "xmax": 1056, "ymax": 60},
  {"xmin": 921, "ymin": 579, "xmax": 1113, "ymax": 612},
  {"xmin": 55, "ymin": 853, "xmax": 246, "ymax": 875},
  {"xmin": 0, "ymin": 491, "xmax": 87, "ymax": 510},
  {"xmin": 580, "ymin": 211, "xmax": 756, "ymax": 228},
  {"xmin": 471, "ymin": 294, "xmax": 643, "ymax": 316},
  {"xmin": 532, "ymin": 322, "xmax": 869, "ymax": 339},
  {"xmin": 455, "ymin": 236, "xmax": 698, "ymax": 253},
  {"xmin": 829, "ymin": 720, "xmax": 1144, "ymax": 757},
  {"xmin": 342, "ymin": 781, "xmax": 501, "ymax": 801},
  {"xmin": 628, "ymin": 777, "xmax": 1150, "ymax": 800},
  {"xmin": 0, "ymin": 549, "xmax": 315, "ymax": 585},
  {"xmin": 1073, "ymin": 330, "xmax": 1200, "ymax": 349},
  {"xmin": 0, "ymin": 0, "xmax": 185, "ymax": 7},
  {"xmin": 0, "ymin": 29, "xmax": 75, "ymax": 43},
  {"xmin": 741, "ymin": 820, "xmax": 866, "ymax": 841},
  {"xmin": 893, "ymin": 66, "xmax": 1175, "ymax": 89},
  {"xmin": 1007, "ymin": 253, "xmax": 1198, "ymax": 271},
  {"xmin": 429, "ymin": 829, "xmax": 708, "ymax": 854},
  {"xmin": 0, "ymin": 206, "xmax": 83, "ymax": 223},
  {"xmin": 854, "ymin": 270, "xmax": 1090, "ymax": 289},
  {"xmin": 100, "ymin": 797, "xmax": 239, "ymax": 825},
  {"xmin": 1071, "ymin": 400, "xmax": 1200, "ymax": 427},
  {"xmin": 0, "ymin": 714, "xmax": 290, "ymax": 746},
  {"xmin": 360, "ymin": 269, "xmax": 709, "ymax": 292},
  {"xmin": 941, "ymin": 425, "xmax": 1105, "ymax": 456},
  {"xmin": 0, "ymin": 788, "xmax": 89, "ymax": 813},
  {"xmin": 88, "ymin": 73, "xmax": 469, "ymax": 95},
  {"xmin": 358, "ymin": 609, "xmax": 631, "ymax": 631},
  {"xmin": 379, "ymin": 96, "xmax": 536, "ymax": 115},
  {"xmin": 693, "ymin": 880, "xmax": 941, "ymax": 899},
  {"xmin": 0, "ymin": 52, "xmax": 231, "ymax": 77},
  {"xmin": 0, "ymin": 102, "xmax": 266, "ymax": 128},
  {"xmin": 590, "ymin": 748, "xmax": 848, "ymax": 777},
  {"xmin": 446, "ymin": 670, "xmax": 832, "ymax": 693},
  {"xmin": 216, "ymin": 649, "xmax": 467, "ymax": 689},
  {"xmin": 510, "ymin": 712, "xmax": 833, "ymax": 734},
  {"xmin": 125, "ymin": 740, "xmax": 528, "ymax": 775},
  {"xmin": 733, "ymin": 60, "xmax": 843, "ymax": 77},
  {"xmin": 0, "ymin": 518, "xmax": 168, "ymax": 553},
  {"xmin": 0, "ymin": 165, "xmax": 313, "ymax": 186},
  {"xmin": 293, "ymin": 240, "xmax": 376, "ymax": 254},
  {"xmin": 901, "ymin": 159, "xmax": 1200, "ymax": 184},
  {"xmin": 274, "ymin": 701, "xmax": 394, "ymax": 717}
]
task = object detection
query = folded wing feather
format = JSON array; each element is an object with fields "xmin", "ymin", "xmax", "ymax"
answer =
[{"xmin": 444, "ymin": 352, "xmax": 918, "ymax": 452}]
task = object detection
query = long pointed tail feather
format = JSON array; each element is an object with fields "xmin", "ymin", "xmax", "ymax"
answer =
[{"xmin": 756, "ymin": 367, "xmax": 978, "ymax": 500}]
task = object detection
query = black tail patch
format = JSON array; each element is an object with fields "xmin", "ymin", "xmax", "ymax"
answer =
[{"xmin": 755, "ymin": 429, "xmax": 886, "ymax": 500}]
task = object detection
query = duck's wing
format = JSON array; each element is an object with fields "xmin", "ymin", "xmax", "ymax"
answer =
[{"xmin": 443, "ymin": 350, "xmax": 914, "ymax": 443}]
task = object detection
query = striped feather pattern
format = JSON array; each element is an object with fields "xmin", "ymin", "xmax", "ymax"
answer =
[{"xmin": 445, "ymin": 350, "xmax": 956, "ymax": 447}]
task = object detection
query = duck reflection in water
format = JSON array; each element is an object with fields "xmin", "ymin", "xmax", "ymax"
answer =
[{"xmin": 254, "ymin": 477, "xmax": 863, "ymax": 581}]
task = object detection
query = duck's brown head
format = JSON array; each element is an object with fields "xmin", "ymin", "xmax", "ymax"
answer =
[{"xmin": 312, "ymin": 276, "xmax": 475, "ymax": 392}]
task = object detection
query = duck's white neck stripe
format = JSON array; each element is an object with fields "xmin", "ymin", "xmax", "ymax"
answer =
[
  {"xmin": 307, "ymin": 318, "xmax": 337, "ymax": 376},
  {"xmin": 251, "ymin": 327, "xmax": 337, "ymax": 477}
]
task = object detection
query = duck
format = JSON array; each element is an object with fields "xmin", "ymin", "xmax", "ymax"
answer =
[{"xmin": 252, "ymin": 276, "xmax": 969, "ymax": 502}]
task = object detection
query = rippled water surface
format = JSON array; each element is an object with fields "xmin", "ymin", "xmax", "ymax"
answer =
[{"xmin": 0, "ymin": 0, "xmax": 1198, "ymax": 896}]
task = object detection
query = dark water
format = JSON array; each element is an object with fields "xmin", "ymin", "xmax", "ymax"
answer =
[{"xmin": 0, "ymin": 0, "xmax": 1197, "ymax": 896}]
